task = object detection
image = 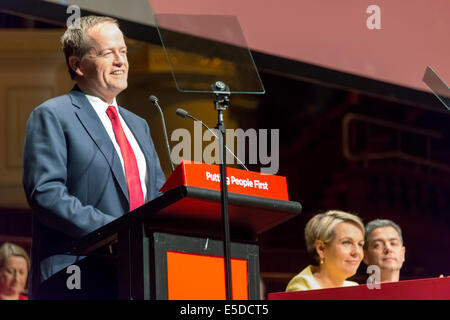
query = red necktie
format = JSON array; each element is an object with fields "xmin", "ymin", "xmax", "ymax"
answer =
[{"xmin": 106, "ymin": 106, "xmax": 144, "ymax": 211}]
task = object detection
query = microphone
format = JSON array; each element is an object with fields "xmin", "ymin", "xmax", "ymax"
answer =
[
  {"xmin": 149, "ymin": 95, "xmax": 175, "ymax": 173},
  {"xmin": 175, "ymin": 108, "xmax": 249, "ymax": 171}
]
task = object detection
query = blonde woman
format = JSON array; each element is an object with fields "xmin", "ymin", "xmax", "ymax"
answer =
[
  {"xmin": 0, "ymin": 243, "xmax": 30, "ymax": 300},
  {"xmin": 286, "ymin": 210, "xmax": 365, "ymax": 291}
]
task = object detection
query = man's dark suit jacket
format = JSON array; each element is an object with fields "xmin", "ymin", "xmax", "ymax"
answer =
[{"xmin": 22, "ymin": 86, "xmax": 166, "ymax": 299}]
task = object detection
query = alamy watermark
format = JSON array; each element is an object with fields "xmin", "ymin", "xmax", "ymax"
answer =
[
  {"xmin": 366, "ymin": 5, "xmax": 381, "ymax": 30},
  {"xmin": 170, "ymin": 121, "xmax": 280, "ymax": 175},
  {"xmin": 66, "ymin": 264, "xmax": 81, "ymax": 290},
  {"xmin": 366, "ymin": 265, "xmax": 381, "ymax": 289},
  {"xmin": 66, "ymin": 5, "xmax": 81, "ymax": 29}
]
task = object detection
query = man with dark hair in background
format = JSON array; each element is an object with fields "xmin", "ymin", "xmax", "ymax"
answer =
[{"xmin": 363, "ymin": 219, "xmax": 405, "ymax": 283}]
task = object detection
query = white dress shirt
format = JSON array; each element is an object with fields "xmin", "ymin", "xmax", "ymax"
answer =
[{"xmin": 85, "ymin": 94, "xmax": 148, "ymax": 202}]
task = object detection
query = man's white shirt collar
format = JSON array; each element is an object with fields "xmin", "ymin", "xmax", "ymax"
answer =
[{"xmin": 84, "ymin": 94, "xmax": 119, "ymax": 114}]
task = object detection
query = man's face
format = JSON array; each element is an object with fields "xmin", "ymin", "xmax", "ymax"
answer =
[
  {"xmin": 76, "ymin": 22, "xmax": 128, "ymax": 102},
  {"xmin": 364, "ymin": 226, "xmax": 405, "ymax": 272}
]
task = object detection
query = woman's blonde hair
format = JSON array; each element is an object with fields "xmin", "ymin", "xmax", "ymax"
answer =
[
  {"xmin": 0, "ymin": 242, "xmax": 30, "ymax": 271},
  {"xmin": 304, "ymin": 210, "xmax": 364, "ymax": 262}
]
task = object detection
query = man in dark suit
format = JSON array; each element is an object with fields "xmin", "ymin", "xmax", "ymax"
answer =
[{"xmin": 22, "ymin": 16, "xmax": 166, "ymax": 299}]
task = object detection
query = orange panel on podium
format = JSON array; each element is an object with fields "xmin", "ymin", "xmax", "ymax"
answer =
[{"xmin": 167, "ymin": 251, "xmax": 248, "ymax": 300}]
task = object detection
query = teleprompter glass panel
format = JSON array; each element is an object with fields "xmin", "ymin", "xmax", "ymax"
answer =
[
  {"xmin": 423, "ymin": 66, "xmax": 450, "ymax": 111},
  {"xmin": 155, "ymin": 14, "xmax": 265, "ymax": 94}
]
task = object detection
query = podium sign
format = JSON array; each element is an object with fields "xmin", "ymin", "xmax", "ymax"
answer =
[{"xmin": 160, "ymin": 160, "xmax": 289, "ymax": 201}]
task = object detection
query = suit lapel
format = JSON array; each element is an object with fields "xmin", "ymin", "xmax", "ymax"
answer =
[{"xmin": 69, "ymin": 88, "xmax": 129, "ymax": 203}]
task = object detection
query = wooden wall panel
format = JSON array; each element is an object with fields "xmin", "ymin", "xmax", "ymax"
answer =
[{"xmin": 0, "ymin": 30, "xmax": 69, "ymax": 208}]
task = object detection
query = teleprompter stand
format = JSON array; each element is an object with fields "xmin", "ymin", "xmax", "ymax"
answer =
[
  {"xmin": 213, "ymin": 80, "xmax": 233, "ymax": 299},
  {"xmin": 153, "ymin": 13, "xmax": 266, "ymax": 299}
]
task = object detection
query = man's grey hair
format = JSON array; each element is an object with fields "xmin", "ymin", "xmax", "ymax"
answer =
[
  {"xmin": 61, "ymin": 15, "xmax": 119, "ymax": 79},
  {"xmin": 364, "ymin": 219, "xmax": 403, "ymax": 249}
]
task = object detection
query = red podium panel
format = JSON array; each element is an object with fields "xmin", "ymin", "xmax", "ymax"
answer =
[
  {"xmin": 152, "ymin": 232, "xmax": 258, "ymax": 300},
  {"xmin": 160, "ymin": 160, "xmax": 289, "ymax": 201},
  {"xmin": 167, "ymin": 251, "xmax": 248, "ymax": 300},
  {"xmin": 268, "ymin": 277, "xmax": 450, "ymax": 300},
  {"xmin": 150, "ymin": 162, "xmax": 300, "ymax": 239}
]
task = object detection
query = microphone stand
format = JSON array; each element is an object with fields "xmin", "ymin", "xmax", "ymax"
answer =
[{"xmin": 213, "ymin": 81, "xmax": 232, "ymax": 300}]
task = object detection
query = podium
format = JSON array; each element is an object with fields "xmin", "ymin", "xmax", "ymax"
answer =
[
  {"xmin": 72, "ymin": 161, "xmax": 301, "ymax": 300},
  {"xmin": 268, "ymin": 277, "xmax": 450, "ymax": 300}
]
